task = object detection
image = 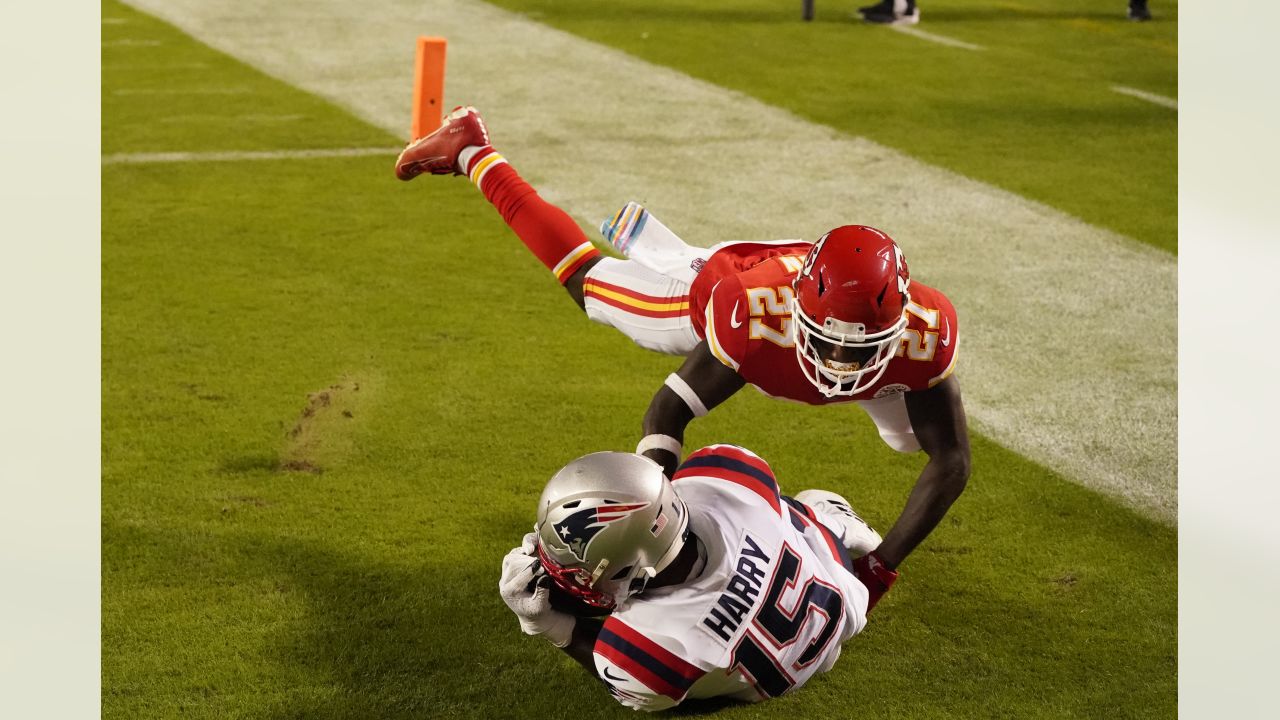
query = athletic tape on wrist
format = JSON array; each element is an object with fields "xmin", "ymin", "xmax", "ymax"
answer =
[
  {"xmin": 664, "ymin": 373, "xmax": 709, "ymax": 417},
  {"xmin": 636, "ymin": 433, "xmax": 683, "ymax": 458}
]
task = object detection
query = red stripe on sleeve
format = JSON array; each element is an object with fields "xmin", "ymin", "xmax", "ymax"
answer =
[
  {"xmin": 686, "ymin": 465, "xmax": 781, "ymax": 514},
  {"xmin": 594, "ymin": 642, "xmax": 683, "ymax": 700},
  {"xmin": 604, "ymin": 618, "xmax": 702, "ymax": 682},
  {"xmin": 703, "ymin": 445, "xmax": 775, "ymax": 479},
  {"xmin": 675, "ymin": 445, "xmax": 782, "ymax": 514}
]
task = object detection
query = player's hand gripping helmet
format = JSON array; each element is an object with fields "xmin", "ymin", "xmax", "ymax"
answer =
[
  {"xmin": 535, "ymin": 452, "xmax": 690, "ymax": 611},
  {"xmin": 791, "ymin": 225, "xmax": 911, "ymax": 398}
]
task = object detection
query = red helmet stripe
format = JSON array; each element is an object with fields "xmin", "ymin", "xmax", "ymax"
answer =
[{"xmin": 594, "ymin": 502, "xmax": 651, "ymax": 521}]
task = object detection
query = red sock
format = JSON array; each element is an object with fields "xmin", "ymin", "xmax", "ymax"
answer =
[{"xmin": 464, "ymin": 147, "xmax": 599, "ymax": 284}]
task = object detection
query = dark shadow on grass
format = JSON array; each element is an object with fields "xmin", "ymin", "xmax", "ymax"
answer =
[
  {"xmin": 217, "ymin": 454, "xmax": 282, "ymax": 474},
  {"xmin": 103, "ymin": 474, "xmax": 1176, "ymax": 718},
  {"xmin": 104, "ymin": 525, "xmax": 617, "ymax": 719}
]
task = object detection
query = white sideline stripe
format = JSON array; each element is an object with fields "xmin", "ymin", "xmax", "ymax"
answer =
[
  {"xmin": 1111, "ymin": 85, "xmax": 1178, "ymax": 110},
  {"xmin": 120, "ymin": 0, "xmax": 1178, "ymax": 523},
  {"xmin": 890, "ymin": 26, "xmax": 985, "ymax": 51},
  {"xmin": 102, "ymin": 147, "xmax": 399, "ymax": 165}
]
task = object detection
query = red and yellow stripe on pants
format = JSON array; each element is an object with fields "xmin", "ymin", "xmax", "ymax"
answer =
[
  {"xmin": 583, "ymin": 278, "xmax": 690, "ymax": 319},
  {"xmin": 580, "ymin": 258, "xmax": 701, "ymax": 355}
]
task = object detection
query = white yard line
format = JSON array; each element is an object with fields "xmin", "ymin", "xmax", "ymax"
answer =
[
  {"xmin": 1111, "ymin": 85, "xmax": 1178, "ymax": 110},
  {"xmin": 103, "ymin": 147, "xmax": 398, "ymax": 165},
  {"xmin": 890, "ymin": 26, "xmax": 985, "ymax": 51},
  {"xmin": 120, "ymin": 0, "xmax": 1178, "ymax": 522}
]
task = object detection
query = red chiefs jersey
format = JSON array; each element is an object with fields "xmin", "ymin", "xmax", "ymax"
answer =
[{"xmin": 688, "ymin": 242, "xmax": 959, "ymax": 405}]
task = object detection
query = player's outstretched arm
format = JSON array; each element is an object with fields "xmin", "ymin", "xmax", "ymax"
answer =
[
  {"xmin": 875, "ymin": 375, "xmax": 971, "ymax": 569},
  {"xmin": 638, "ymin": 342, "xmax": 746, "ymax": 477}
]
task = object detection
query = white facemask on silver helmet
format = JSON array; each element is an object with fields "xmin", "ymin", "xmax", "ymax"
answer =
[{"xmin": 535, "ymin": 452, "xmax": 689, "ymax": 610}]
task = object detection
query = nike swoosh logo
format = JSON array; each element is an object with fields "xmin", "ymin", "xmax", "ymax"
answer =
[
  {"xmin": 941, "ymin": 318, "xmax": 951, "ymax": 347},
  {"xmin": 729, "ymin": 301, "xmax": 743, "ymax": 329},
  {"xmin": 602, "ymin": 667, "xmax": 628, "ymax": 682}
]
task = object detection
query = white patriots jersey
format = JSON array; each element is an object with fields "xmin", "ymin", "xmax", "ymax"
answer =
[{"xmin": 591, "ymin": 445, "xmax": 870, "ymax": 711}]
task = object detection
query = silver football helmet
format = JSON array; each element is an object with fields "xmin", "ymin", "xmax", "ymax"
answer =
[{"xmin": 535, "ymin": 452, "xmax": 689, "ymax": 610}]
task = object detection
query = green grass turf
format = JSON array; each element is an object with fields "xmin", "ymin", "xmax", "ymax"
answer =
[
  {"xmin": 103, "ymin": 1, "xmax": 1174, "ymax": 717},
  {"xmin": 484, "ymin": 0, "xmax": 1178, "ymax": 254}
]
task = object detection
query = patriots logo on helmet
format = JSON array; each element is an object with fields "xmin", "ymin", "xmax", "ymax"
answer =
[{"xmin": 552, "ymin": 500, "xmax": 651, "ymax": 562}]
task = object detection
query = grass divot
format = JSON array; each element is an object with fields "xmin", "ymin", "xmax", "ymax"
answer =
[{"xmin": 280, "ymin": 376, "xmax": 376, "ymax": 473}]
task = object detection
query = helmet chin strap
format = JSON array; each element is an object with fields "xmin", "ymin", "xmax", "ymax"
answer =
[
  {"xmin": 588, "ymin": 557, "xmax": 611, "ymax": 586},
  {"xmin": 815, "ymin": 357, "xmax": 893, "ymax": 398},
  {"xmin": 686, "ymin": 533, "xmax": 708, "ymax": 579},
  {"xmin": 790, "ymin": 296, "xmax": 908, "ymax": 398}
]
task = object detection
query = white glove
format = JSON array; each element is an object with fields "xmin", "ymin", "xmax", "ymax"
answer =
[{"xmin": 499, "ymin": 532, "xmax": 575, "ymax": 647}]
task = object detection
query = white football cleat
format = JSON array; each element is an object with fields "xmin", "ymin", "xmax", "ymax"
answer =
[{"xmin": 793, "ymin": 489, "xmax": 882, "ymax": 557}]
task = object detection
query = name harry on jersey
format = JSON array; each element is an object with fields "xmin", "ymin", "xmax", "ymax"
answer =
[{"xmin": 701, "ymin": 533, "xmax": 772, "ymax": 643}]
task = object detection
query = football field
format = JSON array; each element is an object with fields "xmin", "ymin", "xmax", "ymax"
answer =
[{"xmin": 103, "ymin": 1, "xmax": 1177, "ymax": 717}]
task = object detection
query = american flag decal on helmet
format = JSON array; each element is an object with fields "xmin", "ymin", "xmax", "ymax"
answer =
[
  {"xmin": 650, "ymin": 509, "xmax": 668, "ymax": 536},
  {"xmin": 552, "ymin": 500, "xmax": 651, "ymax": 562}
]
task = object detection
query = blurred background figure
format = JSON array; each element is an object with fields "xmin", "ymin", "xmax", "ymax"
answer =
[
  {"xmin": 859, "ymin": 0, "xmax": 920, "ymax": 25},
  {"xmin": 851, "ymin": 1, "xmax": 1150, "ymax": 25}
]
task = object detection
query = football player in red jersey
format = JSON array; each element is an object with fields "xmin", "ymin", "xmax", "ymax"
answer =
[{"xmin": 398, "ymin": 108, "xmax": 970, "ymax": 609}]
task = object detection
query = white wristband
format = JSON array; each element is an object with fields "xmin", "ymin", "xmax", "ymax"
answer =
[
  {"xmin": 636, "ymin": 433, "xmax": 683, "ymax": 458},
  {"xmin": 664, "ymin": 373, "xmax": 709, "ymax": 417}
]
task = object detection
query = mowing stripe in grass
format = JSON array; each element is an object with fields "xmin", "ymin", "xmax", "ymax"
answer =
[
  {"xmin": 1111, "ymin": 85, "xmax": 1178, "ymax": 110},
  {"xmin": 103, "ymin": 147, "xmax": 399, "ymax": 165},
  {"xmin": 113, "ymin": 87, "xmax": 254, "ymax": 95},
  {"xmin": 156, "ymin": 113, "xmax": 310, "ymax": 124},
  {"xmin": 104, "ymin": 62, "xmax": 209, "ymax": 70},
  {"xmin": 889, "ymin": 26, "xmax": 985, "ymax": 51},
  {"xmin": 120, "ymin": 0, "xmax": 1177, "ymax": 522}
]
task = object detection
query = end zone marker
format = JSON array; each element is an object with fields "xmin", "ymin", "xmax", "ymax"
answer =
[{"xmin": 411, "ymin": 36, "xmax": 447, "ymax": 140}]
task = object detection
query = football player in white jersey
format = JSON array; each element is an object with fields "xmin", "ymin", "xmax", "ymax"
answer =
[{"xmin": 499, "ymin": 446, "xmax": 896, "ymax": 711}]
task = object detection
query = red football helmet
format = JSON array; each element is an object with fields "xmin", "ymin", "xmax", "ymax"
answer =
[{"xmin": 791, "ymin": 225, "xmax": 911, "ymax": 397}]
